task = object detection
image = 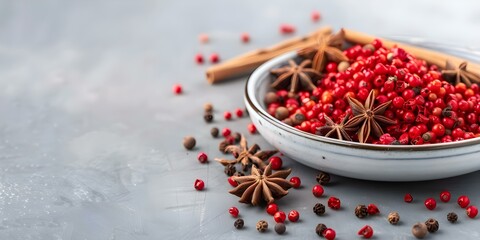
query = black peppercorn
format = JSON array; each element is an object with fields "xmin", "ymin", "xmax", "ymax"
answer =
[
  {"xmin": 183, "ymin": 136, "xmax": 196, "ymax": 150},
  {"xmin": 313, "ymin": 203, "xmax": 326, "ymax": 216},
  {"xmin": 425, "ymin": 218, "xmax": 439, "ymax": 233},
  {"xmin": 233, "ymin": 132, "xmax": 241, "ymax": 143},
  {"xmin": 274, "ymin": 223, "xmax": 286, "ymax": 234},
  {"xmin": 210, "ymin": 127, "xmax": 219, "ymax": 138},
  {"xmin": 234, "ymin": 219, "xmax": 244, "ymax": 229},
  {"xmin": 291, "ymin": 113, "xmax": 306, "ymax": 125},
  {"xmin": 354, "ymin": 204, "xmax": 368, "ymax": 218},
  {"xmin": 316, "ymin": 171, "xmax": 331, "ymax": 185},
  {"xmin": 224, "ymin": 164, "xmax": 236, "ymax": 176},
  {"xmin": 219, "ymin": 140, "xmax": 228, "ymax": 152},
  {"xmin": 447, "ymin": 212, "xmax": 458, "ymax": 223},
  {"xmin": 256, "ymin": 220, "xmax": 268, "ymax": 232},
  {"xmin": 204, "ymin": 113, "xmax": 213, "ymax": 123},
  {"xmin": 315, "ymin": 223, "xmax": 327, "ymax": 237}
]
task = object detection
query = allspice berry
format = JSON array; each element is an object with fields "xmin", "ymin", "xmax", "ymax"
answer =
[
  {"xmin": 447, "ymin": 212, "xmax": 458, "ymax": 223},
  {"xmin": 291, "ymin": 113, "xmax": 306, "ymax": 125},
  {"xmin": 204, "ymin": 113, "xmax": 213, "ymax": 123},
  {"xmin": 412, "ymin": 222, "xmax": 428, "ymax": 239},
  {"xmin": 425, "ymin": 218, "xmax": 439, "ymax": 233},
  {"xmin": 256, "ymin": 220, "xmax": 268, "ymax": 232},
  {"xmin": 183, "ymin": 136, "xmax": 196, "ymax": 150},
  {"xmin": 355, "ymin": 205, "xmax": 368, "ymax": 218},
  {"xmin": 224, "ymin": 164, "xmax": 236, "ymax": 176},
  {"xmin": 210, "ymin": 127, "xmax": 219, "ymax": 138},
  {"xmin": 219, "ymin": 140, "xmax": 228, "ymax": 152},
  {"xmin": 232, "ymin": 132, "xmax": 241, "ymax": 143},
  {"xmin": 204, "ymin": 102, "xmax": 213, "ymax": 112},
  {"xmin": 234, "ymin": 219, "xmax": 244, "ymax": 229},
  {"xmin": 363, "ymin": 43, "xmax": 375, "ymax": 51},
  {"xmin": 337, "ymin": 61, "xmax": 350, "ymax": 73},
  {"xmin": 388, "ymin": 211, "xmax": 400, "ymax": 225},
  {"xmin": 315, "ymin": 223, "xmax": 327, "ymax": 237},
  {"xmin": 316, "ymin": 171, "xmax": 331, "ymax": 185},
  {"xmin": 313, "ymin": 203, "xmax": 326, "ymax": 216},
  {"xmin": 275, "ymin": 107, "xmax": 289, "ymax": 120},
  {"xmin": 265, "ymin": 92, "xmax": 278, "ymax": 105},
  {"xmin": 282, "ymin": 118, "xmax": 293, "ymax": 126},
  {"xmin": 274, "ymin": 223, "xmax": 286, "ymax": 234}
]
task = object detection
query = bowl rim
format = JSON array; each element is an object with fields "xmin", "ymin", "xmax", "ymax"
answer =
[{"xmin": 245, "ymin": 50, "xmax": 480, "ymax": 151}]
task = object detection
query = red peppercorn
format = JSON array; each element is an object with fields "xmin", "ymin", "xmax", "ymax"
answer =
[
  {"xmin": 312, "ymin": 185, "xmax": 324, "ymax": 197},
  {"xmin": 367, "ymin": 204, "xmax": 380, "ymax": 215},
  {"xmin": 404, "ymin": 193, "xmax": 414, "ymax": 203},
  {"xmin": 235, "ymin": 108, "xmax": 244, "ymax": 118},
  {"xmin": 223, "ymin": 111, "xmax": 232, "ymax": 120},
  {"xmin": 466, "ymin": 205, "xmax": 478, "ymax": 218},
  {"xmin": 358, "ymin": 225, "xmax": 374, "ymax": 239},
  {"xmin": 372, "ymin": 39, "xmax": 383, "ymax": 49},
  {"xmin": 197, "ymin": 152, "xmax": 208, "ymax": 163},
  {"xmin": 328, "ymin": 196, "xmax": 341, "ymax": 210},
  {"xmin": 431, "ymin": 123, "xmax": 446, "ymax": 137},
  {"xmin": 440, "ymin": 190, "xmax": 451, "ymax": 203},
  {"xmin": 198, "ymin": 33, "xmax": 209, "ymax": 43},
  {"xmin": 194, "ymin": 179, "xmax": 205, "ymax": 190},
  {"xmin": 323, "ymin": 228, "xmax": 336, "ymax": 240},
  {"xmin": 240, "ymin": 32, "xmax": 250, "ymax": 43},
  {"xmin": 269, "ymin": 156, "xmax": 283, "ymax": 170},
  {"xmin": 227, "ymin": 176, "xmax": 238, "ymax": 187},
  {"xmin": 458, "ymin": 195, "xmax": 470, "ymax": 208},
  {"xmin": 229, "ymin": 206, "xmax": 239, "ymax": 218},
  {"xmin": 290, "ymin": 176, "xmax": 301, "ymax": 188},
  {"xmin": 194, "ymin": 53, "xmax": 204, "ymax": 64},
  {"xmin": 274, "ymin": 211, "xmax": 286, "ymax": 223},
  {"xmin": 280, "ymin": 23, "xmax": 296, "ymax": 34},
  {"xmin": 288, "ymin": 210, "xmax": 300, "ymax": 222},
  {"xmin": 311, "ymin": 10, "xmax": 321, "ymax": 22},
  {"xmin": 210, "ymin": 53, "xmax": 220, "ymax": 63},
  {"xmin": 222, "ymin": 128, "xmax": 231, "ymax": 137},
  {"xmin": 266, "ymin": 203, "xmax": 279, "ymax": 216},
  {"xmin": 326, "ymin": 62, "xmax": 338, "ymax": 73},
  {"xmin": 172, "ymin": 84, "xmax": 182, "ymax": 94},
  {"xmin": 247, "ymin": 123, "xmax": 257, "ymax": 134},
  {"xmin": 424, "ymin": 197, "xmax": 437, "ymax": 210}
]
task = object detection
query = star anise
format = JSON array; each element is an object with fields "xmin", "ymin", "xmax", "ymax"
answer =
[
  {"xmin": 298, "ymin": 30, "xmax": 349, "ymax": 72},
  {"xmin": 344, "ymin": 90, "xmax": 396, "ymax": 143},
  {"xmin": 441, "ymin": 61, "xmax": 480, "ymax": 87},
  {"xmin": 316, "ymin": 114, "xmax": 356, "ymax": 141},
  {"xmin": 270, "ymin": 59, "xmax": 321, "ymax": 93},
  {"xmin": 229, "ymin": 163, "xmax": 293, "ymax": 206},
  {"xmin": 215, "ymin": 135, "xmax": 277, "ymax": 171}
]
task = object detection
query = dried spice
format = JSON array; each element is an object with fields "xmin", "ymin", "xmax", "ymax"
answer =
[
  {"xmin": 315, "ymin": 223, "xmax": 327, "ymax": 237},
  {"xmin": 425, "ymin": 218, "xmax": 439, "ymax": 233},
  {"xmin": 388, "ymin": 211, "xmax": 400, "ymax": 225},
  {"xmin": 256, "ymin": 220, "xmax": 268, "ymax": 232},
  {"xmin": 337, "ymin": 61, "xmax": 350, "ymax": 72},
  {"xmin": 204, "ymin": 113, "xmax": 213, "ymax": 123},
  {"xmin": 233, "ymin": 171, "xmax": 245, "ymax": 177},
  {"xmin": 344, "ymin": 90, "xmax": 396, "ymax": 143},
  {"xmin": 234, "ymin": 219, "xmax": 244, "ymax": 229},
  {"xmin": 204, "ymin": 102, "xmax": 213, "ymax": 112},
  {"xmin": 183, "ymin": 136, "xmax": 196, "ymax": 150},
  {"xmin": 215, "ymin": 135, "xmax": 277, "ymax": 171},
  {"xmin": 441, "ymin": 61, "xmax": 480, "ymax": 87},
  {"xmin": 317, "ymin": 114, "xmax": 355, "ymax": 141},
  {"xmin": 210, "ymin": 127, "xmax": 219, "ymax": 138},
  {"xmin": 270, "ymin": 59, "xmax": 321, "ymax": 93},
  {"xmin": 219, "ymin": 140, "xmax": 228, "ymax": 152},
  {"xmin": 264, "ymin": 92, "xmax": 279, "ymax": 105},
  {"xmin": 355, "ymin": 204, "xmax": 368, "ymax": 218},
  {"xmin": 313, "ymin": 203, "xmax": 326, "ymax": 216},
  {"xmin": 229, "ymin": 164, "xmax": 293, "ymax": 206},
  {"xmin": 447, "ymin": 212, "xmax": 458, "ymax": 223},
  {"xmin": 411, "ymin": 222, "xmax": 428, "ymax": 239},
  {"xmin": 316, "ymin": 171, "xmax": 331, "ymax": 185},
  {"xmin": 224, "ymin": 164, "xmax": 236, "ymax": 176},
  {"xmin": 232, "ymin": 132, "xmax": 241, "ymax": 143},
  {"xmin": 274, "ymin": 223, "xmax": 286, "ymax": 234},
  {"xmin": 275, "ymin": 106, "xmax": 290, "ymax": 120},
  {"xmin": 298, "ymin": 30, "xmax": 348, "ymax": 72}
]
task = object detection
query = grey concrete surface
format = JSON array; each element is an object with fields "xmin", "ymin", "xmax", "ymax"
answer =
[{"xmin": 0, "ymin": 0, "xmax": 480, "ymax": 239}]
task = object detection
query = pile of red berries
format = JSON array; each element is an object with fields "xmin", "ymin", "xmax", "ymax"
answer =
[{"xmin": 267, "ymin": 39, "xmax": 480, "ymax": 144}]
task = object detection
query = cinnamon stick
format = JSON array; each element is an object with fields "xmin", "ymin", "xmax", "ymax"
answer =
[
  {"xmin": 342, "ymin": 28, "xmax": 480, "ymax": 75},
  {"xmin": 206, "ymin": 27, "xmax": 333, "ymax": 84}
]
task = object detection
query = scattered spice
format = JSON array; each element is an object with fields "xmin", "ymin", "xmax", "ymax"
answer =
[
  {"xmin": 197, "ymin": 152, "xmax": 208, "ymax": 163},
  {"xmin": 424, "ymin": 198, "xmax": 437, "ymax": 210},
  {"xmin": 274, "ymin": 223, "xmax": 286, "ymax": 234},
  {"xmin": 315, "ymin": 223, "xmax": 327, "ymax": 237},
  {"xmin": 289, "ymin": 176, "xmax": 301, "ymax": 188},
  {"xmin": 204, "ymin": 102, "xmax": 213, "ymax": 112},
  {"xmin": 266, "ymin": 203, "xmax": 279, "ymax": 216},
  {"xmin": 229, "ymin": 206, "xmax": 239, "ymax": 218},
  {"xmin": 194, "ymin": 179, "xmax": 205, "ymax": 191},
  {"xmin": 387, "ymin": 211, "xmax": 400, "ymax": 225},
  {"xmin": 268, "ymin": 156, "xmax": 283, "ymax": 170},
  {"xmin": 274, "ymin": 211, "xmax": 286, "ymax": 223},
  {"xmin": 323, "ymin": 228, "xmax": 336, "ymax": 240},
  {"xmin": 288, "ymin": 210, "xmax": 300, "ymax": 222},
  {"xmin": 355, "ymin": 204, "xmax": 368, "ymax": 218},
  {"xmin": 404, "ymin": 193, "xmax": 413, "ymax": 203},
  {"xmin": 328, "ymin": 196, "xmax": 341, "ymax": 210},
  {"xmin": 224, "ymin": 164, "xmax": 236, "ymax": 176},
  {"xmin": 312, "ymin": 185, "xmax": 324, "ymax": 197},
  {"xmin": 358, "ymin": 225, "xmax": 374, "ymax": 239},
  {"xmin": 311, "ymin": 10, "xmax": 321, "ymax": 22},
  {"xmin": 172, "ymin": 84, "xmax": 182, "ymax": 94},
  {"xmin": 183, "ymin": 136, "xmax": 196, "ymax": 150},
  {"xmin": 447, "ymin": 212, "xmax": 458, "ymax": 223},
  {"xmin": 222, "ymin": 128, "xmax": 231, "ymax": 137},
  {"xmin": 218, "ymin": 140, "xmax": 228, "ymax": 152},
  {"xmin": 316, "ymin": 171, "xmax": 331, "ymax": 185},
  {"xmin": 291, "ymin": 112, "xmax": 306, "ymax": 125},
  {"xmin": 232, "ymin": 132, "xmax": 241, "ymax": 143},
  {"xmin": 457, "ymin": 195, "xmax": 470, "ymax": 208},
  {"xmin": 229, "ymin": 164, "xmax": 293, "ymax": 205},
  {"xmin": 198, "ymin": 33, "xmax": 209, "ymax": 44},
  {"xmin": 241, "ymin": 32, "xmax": 250, "ymax": 43},
  {"xmin": 367, "ymin": 203, "xmax": 380, "ymax": 215},
  {"xmin": 274, "ymin": 106, "xmax": 289, "ymax": 120},
  {"xmin": 247, "ymin": 123, "xmax": 257, "ymax": 134},
  {"xmin": 466, "ymin": 205, "xmax": 478, "ymax": 218},
  {"xmin": 224, "ymin": 111, "xmax": 232, "ymax": 120},
  {"xmin": 411, "ymin": 222, "xmax": 428, "ymax": 239},
  {"xmin": 270, "ymin": 59, "xmax": 320, "ymax": 93},
  {"xmin": 425, "ymin": 218, "xmax": 439, "ymax": 233},
  {"xmin": 439, "ymin": 190, "xmax": 451, "ymax": 202},
  {"xmin": 313, "ymin": 203, "xmax": 326, "ymax": 216},
  {"xmin": 210, "ymin": 53, "xmax": 220, "ymax": 63},
  {"xmin": 210, "ymin": 127, "xmax": 219, "ymax": 138},
  {"xmin": 279, "ymin": 23, "xmax": 295, "ymax": 34},
  {"xmin": 204, "ymin": 113, "xmax": 213, "ymax": 123},
  {"xmin": 256, "ymin": 220, "xmax": 268, "ymax": 232},
  {"xmin": 195, "ymin": 53, "xmax": 204, "ymax": 64},
  {"xmin": 235, "ymin": 108, "xmax": 244, "ymax": 118},
  {"xmin": 234, "ymin": 218, "xmax": 244, "ymax": 229},
  {"xmin": 228, "ymin": 176, "xmax": 238, "ymax": 187}
]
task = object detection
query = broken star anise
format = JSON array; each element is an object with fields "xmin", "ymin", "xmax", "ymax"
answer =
[
  {"xmin": 215, "ymin": 134, "xmax": 277, "ymax": 171},
  {"xmin": 441, "ymin": 61, "xmax": 480, "ymax": 87},
  {"xmin": 270, "ymin": 59, "xmax": 321, "ymax": 93},
  {"xmin": 316, "ymin": 114, "xmax": 356, "ymax": 141},
  {"xmin": 298, "ymin": 30, "xmax": 348, "ymax": 72},
  {"xmin": 229, "ymin": 163, "xmax": 293, "ymax": 206},
  {"xmin": 344, "ymin": 90, "xmax": 396, "ymax": 143}
]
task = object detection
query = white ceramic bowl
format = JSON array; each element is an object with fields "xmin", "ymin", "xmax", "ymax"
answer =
[{"xmin": 245, "ymin": 43, "xmax": 480, "ymax": 181}]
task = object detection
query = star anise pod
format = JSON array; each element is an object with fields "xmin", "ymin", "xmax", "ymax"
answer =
[
  {"xmin": 229, "ymin": 163, "xmax": 293, "ymax": 206},
  {"xmin": 441, "ymin": 61, "xmax": 480, "ymax": 87},
  {"xmin": 215, "ymin": 135, "xmax": 277, "ymax": 171},
  {"xmin": 344, "ymin": 90, "xmax": 396, "ymax": 143},
  {"xmin": 316, "ymin": 114, "xmax": 356, "ymax": 141},
  {"xmin": 270, "ymin": 59, "xmax": 321, "ymax": 93},
  {"xmin": 298, "ymin": 30, "xmax": 348, "ymax": 72}
]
